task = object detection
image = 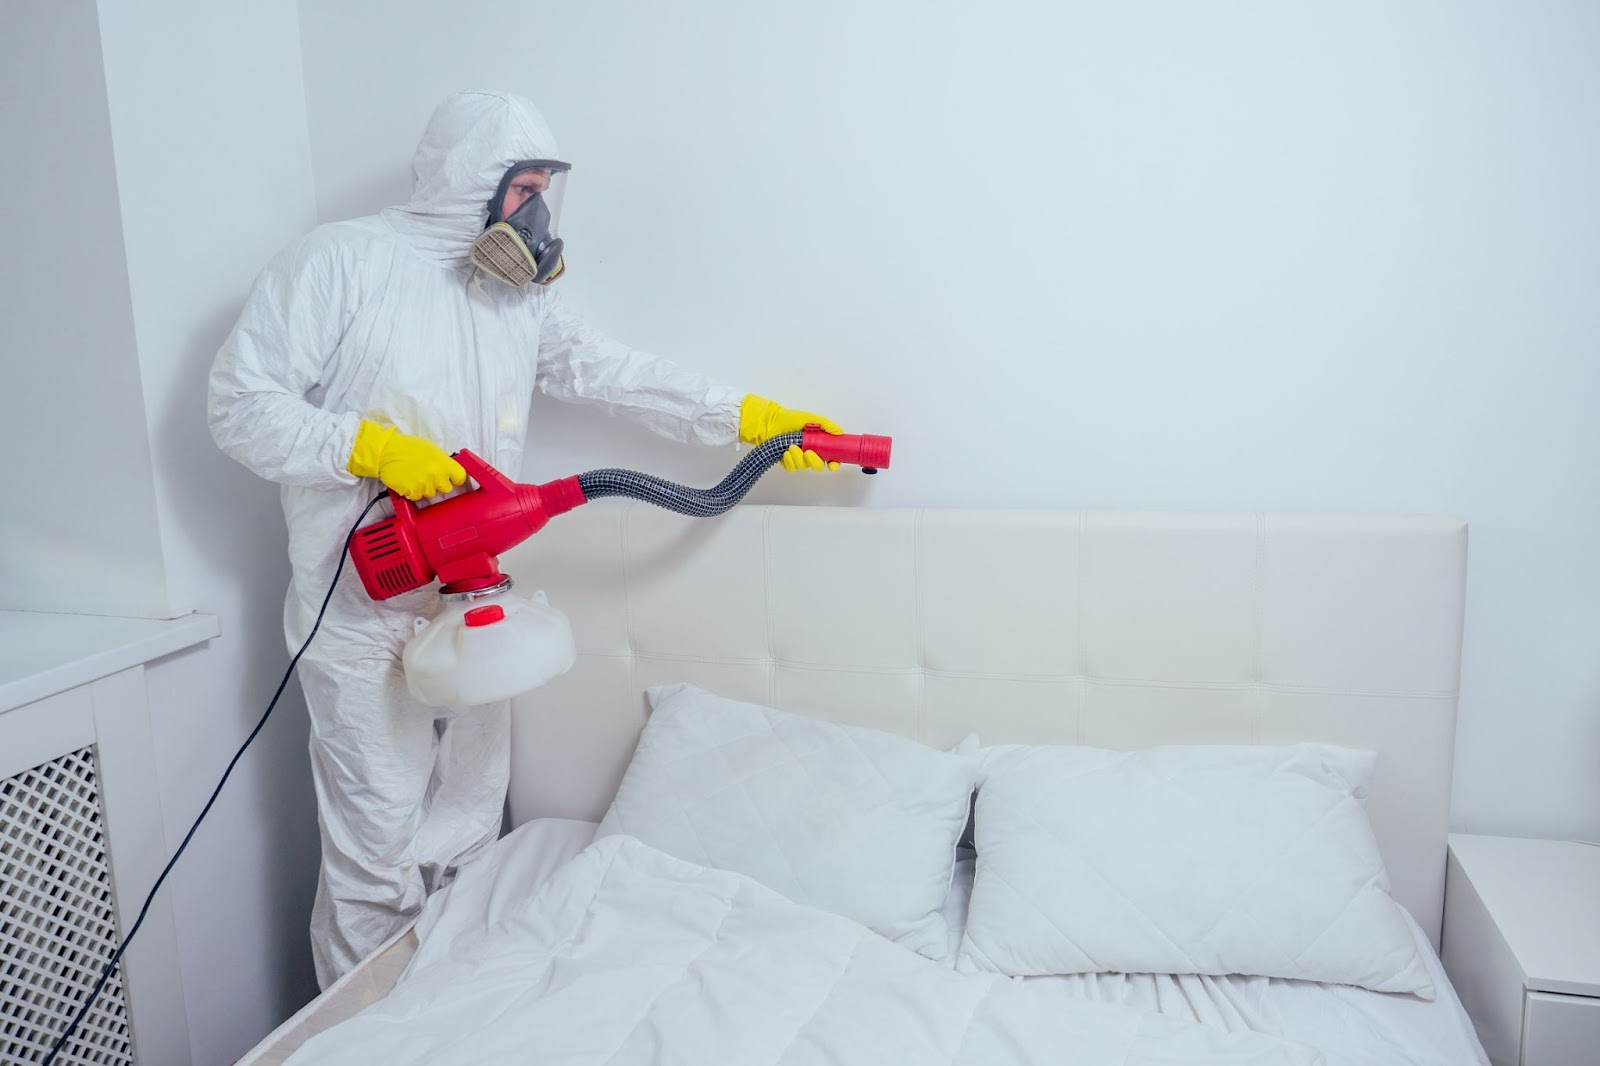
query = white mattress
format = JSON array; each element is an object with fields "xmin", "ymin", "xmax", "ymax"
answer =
[{"xmin": 413, "ymin": 819, "xmax": 1488, "ymax": 1066}]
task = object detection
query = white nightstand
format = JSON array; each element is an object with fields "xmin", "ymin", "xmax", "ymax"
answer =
[{"xmin": 1441, "ymin": 834, "xmax": 1600, "ymax": 1066}]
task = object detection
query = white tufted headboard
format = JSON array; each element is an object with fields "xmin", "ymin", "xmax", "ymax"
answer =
[{"xmin": 503, "ymin": 506, "xmax": 1467, "ymax": 946}]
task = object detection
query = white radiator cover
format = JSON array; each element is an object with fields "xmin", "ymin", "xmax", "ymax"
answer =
[
  {"xmin": 0, "ymin": 667, "xmax": 191, "ymax": 1065},
  {"xmin": 2, "ymin": 745, "xmax": 135, "ymax": 1065}
]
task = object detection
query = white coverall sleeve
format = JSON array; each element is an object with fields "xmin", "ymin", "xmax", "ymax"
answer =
[
  {"xmin": 208, "ymin": 239, "xmax": 364, "ymax": 490},
  {"xmin": 536, "ymin": 288, "xmax": 742, "ymax": 447}
]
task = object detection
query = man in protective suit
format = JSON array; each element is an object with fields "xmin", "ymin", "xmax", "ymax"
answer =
[{"xmin": 208, "ymin": 89, "xmax": 840, "ymax": 987}]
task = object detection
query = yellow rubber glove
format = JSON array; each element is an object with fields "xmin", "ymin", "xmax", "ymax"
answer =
[
  {"xmin": 347, "ymin": 420, "xmax": 467, "ymax": 501},
  {"xmin": 739, "ymin": 394, "xmax": 843, "ymax": 472}
]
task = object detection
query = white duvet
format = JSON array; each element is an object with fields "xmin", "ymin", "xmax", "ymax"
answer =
[{"xmin": 286, "ymin": 835, "xmax": 1321, "ymax": 1066}]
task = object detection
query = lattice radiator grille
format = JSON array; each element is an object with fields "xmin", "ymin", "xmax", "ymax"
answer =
[{"xmin": 2, "ymin": 746, "xmax": 135, "ymax": 1065}]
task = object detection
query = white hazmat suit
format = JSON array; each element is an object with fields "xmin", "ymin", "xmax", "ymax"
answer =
[{"xmin": 208, "ymin": 90, "xmax": 741, "ymax": 987}]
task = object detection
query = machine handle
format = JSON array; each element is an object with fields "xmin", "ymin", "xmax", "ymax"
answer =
[
  {"xmin": 800, "ymin": 425, "xmax": 893, "ymax": 471},
  {"xmin": 451, "ymin": 449, "xmax": 518, "ymax": 495},
  {"xmin": 386, "ymin": 448, "xmax": 507, "ymax": 522}
]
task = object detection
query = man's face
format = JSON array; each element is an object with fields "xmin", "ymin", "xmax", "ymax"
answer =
[{"xmin": 499, "ymin": 168, "xmax": 551, "ymax": 220}]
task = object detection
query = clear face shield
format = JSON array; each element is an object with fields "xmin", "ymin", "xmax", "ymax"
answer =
[{"xmin": 470, "ymin": 159, "xmax": 571, "ymax": 288}]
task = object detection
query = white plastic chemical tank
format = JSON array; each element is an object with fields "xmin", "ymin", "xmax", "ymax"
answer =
[{"xmin": 402, "ymin": 584, "xmax": 576, "ymax": 708}]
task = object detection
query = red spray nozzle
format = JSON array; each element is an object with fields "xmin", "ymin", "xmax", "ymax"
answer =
[{"xmin": 801, "ymin": 425, "xmax": 893, "ymax": 472}]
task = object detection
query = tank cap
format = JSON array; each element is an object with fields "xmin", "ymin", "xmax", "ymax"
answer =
[{"xmin": 464, "ymin": 604, "xmax": 506, "ymax": 627}]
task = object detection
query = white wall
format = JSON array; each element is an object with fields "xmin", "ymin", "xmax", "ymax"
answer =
[
  {"xmin": 2, "ymin": 4, "xmax": 324, "ymax": 1060},
  {"xmin": 94, "ymin": 2, "xmax": 325, "ymax": 1063},
  {"xmin": 0, "ymin": 0, "xmax": 169, "ymax": 618},
  {"xmin": 299, "ymin": 0, "xmax": 1600, "ymax": 842}
]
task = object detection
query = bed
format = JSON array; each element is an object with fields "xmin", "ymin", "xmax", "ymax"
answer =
[{"xmin": 237, "ymin": 506, "xmax": 1486, "ymax": 1066}]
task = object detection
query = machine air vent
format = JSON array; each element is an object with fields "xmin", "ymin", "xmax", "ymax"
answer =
[
  {"xmin": 357, "ymin": 524, "xmax": 403, "ymax": 560},
  {"xmin": 378, "ymin": 563, "xmax": 422, "ymax": 596}
]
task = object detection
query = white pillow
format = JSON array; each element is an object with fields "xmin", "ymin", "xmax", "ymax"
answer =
[
  {"xmin": 596, "ymin": 683, "xmax": 978, "ymax": 959},
  {"xmin": 957, "ymin": 743, "xmax": 1434, "ymax": 996}
]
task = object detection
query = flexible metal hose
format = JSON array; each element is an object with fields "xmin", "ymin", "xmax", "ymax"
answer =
[{"xmin": 576, "ymin": 432, "xmax": 804, "ymax": 517}]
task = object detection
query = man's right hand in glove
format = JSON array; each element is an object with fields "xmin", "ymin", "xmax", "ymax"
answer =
[{"xmin": 346, "ymin": 420, "xmax": 467, "ymax": 500}]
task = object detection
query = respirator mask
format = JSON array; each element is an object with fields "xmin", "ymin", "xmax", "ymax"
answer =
[{"xmin": 471, "ymin": 159, "xmax": 571, "ymax": 288}]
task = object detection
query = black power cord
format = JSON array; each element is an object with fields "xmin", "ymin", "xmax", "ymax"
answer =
[{"xmin": 40, "ymin": 494, "xmax": 386, "ymax": 1066}]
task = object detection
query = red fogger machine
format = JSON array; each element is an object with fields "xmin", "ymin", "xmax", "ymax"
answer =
[{"xmin": 346, "ymin": 425, "xmax": 892, "ymax": 709}]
